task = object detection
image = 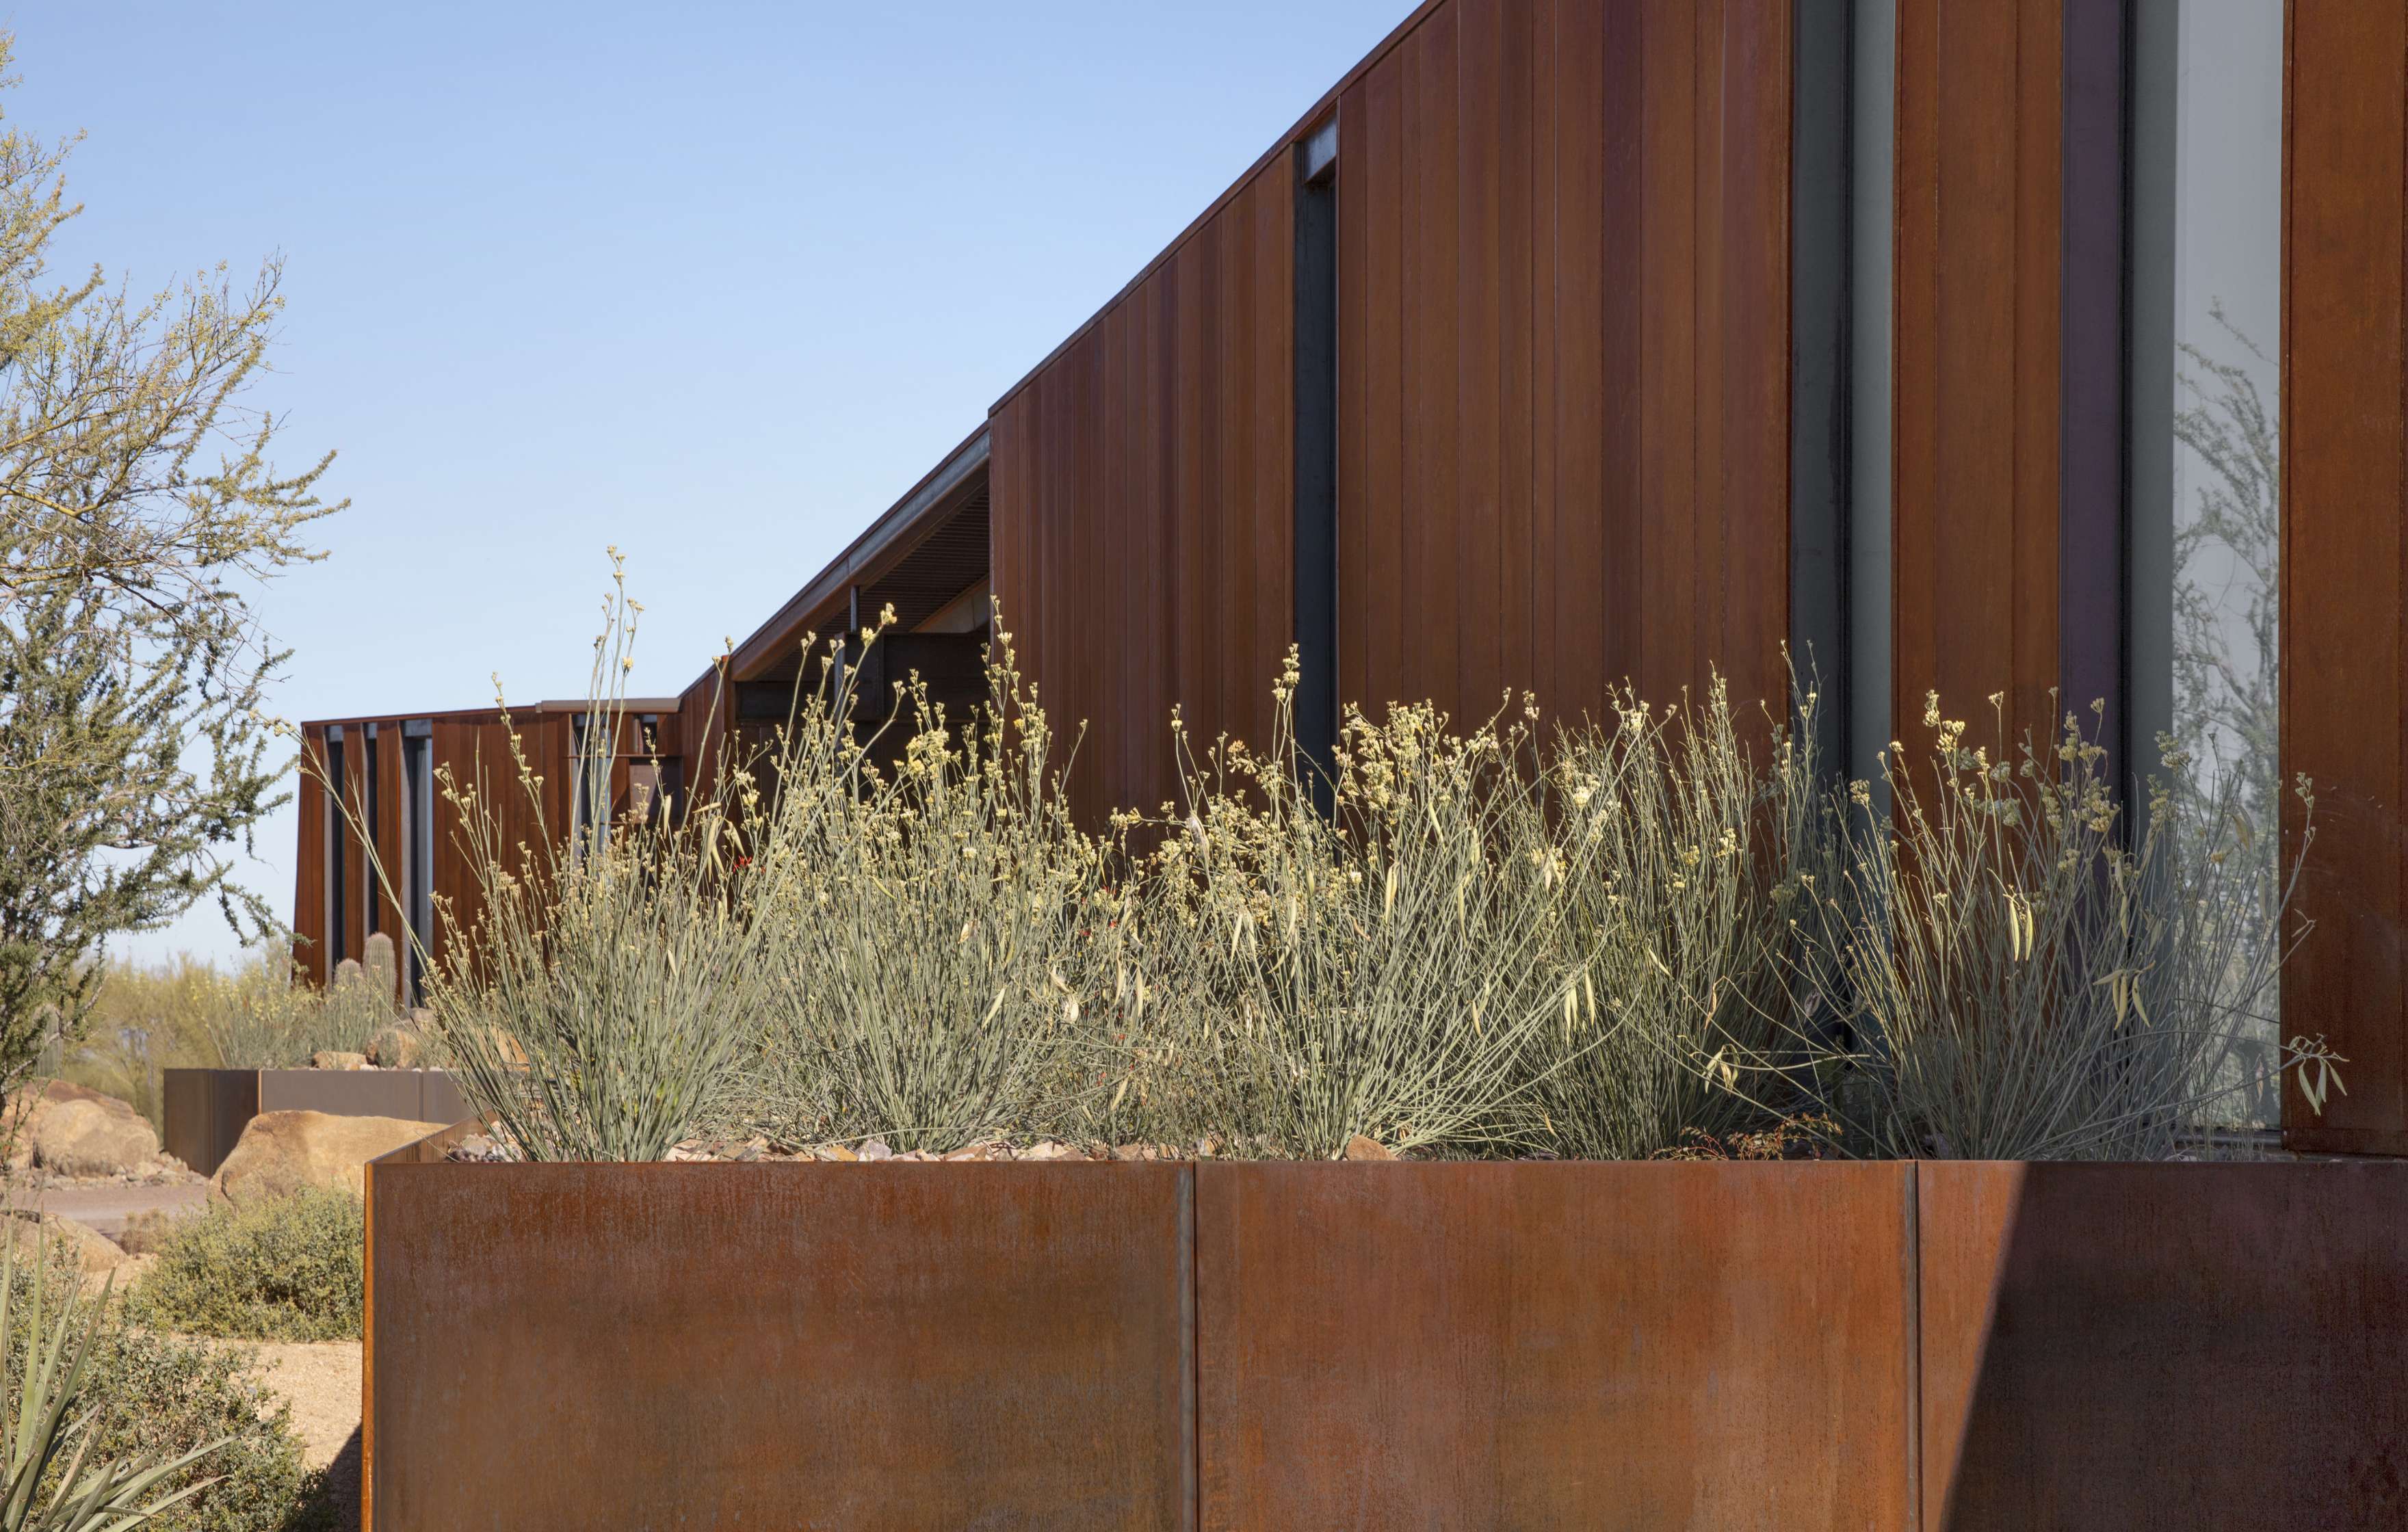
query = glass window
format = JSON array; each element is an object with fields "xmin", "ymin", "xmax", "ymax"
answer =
[{"xmin": 2131, "ymin": 0, "xmax": 2285, "ymax": 1125}]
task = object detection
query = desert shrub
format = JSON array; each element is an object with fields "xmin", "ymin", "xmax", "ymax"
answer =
[
  {"xmin": 76, "ymin": 1329, "xmax": 318, "ymax": 1532},
  {"xmin": 129, "ymin": 1190, "xmax": 363, "ymax": 1343},
  {"xmin": 65, "ymin": 945, "xmax": 400, "ymax": 1129},
  {"xmin": 382, "ymin": 564, "xmax": 2336, "ymax": 1164},
  {"xmin": 1125, "ymin": 661, "xmax": 1591, "ymax": 1159},
  {"xmin": 746, "ymin": 632, "xmax": 1118, "ymax": 1154},
  {"xmin": 399, "ymin": 564, "xmax": 764, "ymax": 1162},
  {"xmin": 0, "ymin": 1239, "xmax": 311, "ymax": 1532},
  {"xmin": 1516, "ymin": 679, "xmax": 1834, "ymax": 1161},
  {"xmin": 1780, "ymin": 696, "xmax": 2327, "ymax": 1160}
]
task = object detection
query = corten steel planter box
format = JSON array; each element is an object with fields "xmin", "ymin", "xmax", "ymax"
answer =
[
  {"xmin": 363, "ymin": 1127, "xmax": 1195, "ymax": 1531},
  {"xmin": 365, "ymin": 1148, "xmax": 2408, "ymax": 1531},
  {"xmin": 162, "ymin": 1068, "xmax": 467, "ymax": 1176}
]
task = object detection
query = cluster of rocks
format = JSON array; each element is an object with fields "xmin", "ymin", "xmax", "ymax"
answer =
[
  {"xmin": 304, "ymin": 1018, "xmax": 430, "ymax": 1071},
  {"xmin": 3, "ymin": 1081, "xmax": 199, "ymax": 1185}
]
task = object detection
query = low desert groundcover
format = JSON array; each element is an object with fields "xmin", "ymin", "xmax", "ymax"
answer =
[{"xmin": 376, "ymin": 583, "xmax": 2337, "ymax": 1167}]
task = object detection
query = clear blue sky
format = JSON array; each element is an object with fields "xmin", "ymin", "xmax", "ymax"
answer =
[{"xmin": 8, "ymin": 1, "xmax": 1411, "ymax": 964}]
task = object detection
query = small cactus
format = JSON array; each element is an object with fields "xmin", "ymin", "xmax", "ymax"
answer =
[
  {"xmin": 332, "ymin": 957, "xmax": 365, "ymax": 991},
  {"xmin": 363, "ymin": 931, "xmax": 400, "ymax": 1005}
]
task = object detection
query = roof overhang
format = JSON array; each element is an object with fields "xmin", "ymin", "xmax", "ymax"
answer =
[{"xmin": 724, "ymin": 427, "xmax": 991, "ymax": 683}]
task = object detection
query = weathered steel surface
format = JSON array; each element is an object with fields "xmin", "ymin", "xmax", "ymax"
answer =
[
  {"xmin": 164, "ymin": 1070, "xmax": 467, "ymax": 1177},
  {"xmin": 364, "ymin": 1162, "xmax": 1195, "ymax": 1531},
  {"xmin": 1192, "ymin": 1162, "xmax": 1918, "ymax": 1531},
  {"xmin": 159, "ymin": 1068, "xmax": 259, "ymax": 1177},
  {"xmin": 1919, "ymin": 1161, "xmax": 2408, "ymax": 1530},
  {"xmin": 257, "ymin": 1068, "xmax": 467, "ymax": 1126}
]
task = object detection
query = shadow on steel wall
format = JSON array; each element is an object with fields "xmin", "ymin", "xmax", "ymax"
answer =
[{"xmin": 1921, "ymin": 1162, "xmax": 2408, "ymax": 1531}]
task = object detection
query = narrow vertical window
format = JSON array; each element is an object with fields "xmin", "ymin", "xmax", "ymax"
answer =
[
  {"xmin": 1292, "ymin": 116, "xmax": 1339, "ymax": 804},
  {"xmin": 1847, "ymin": 0, "xmax": 1895, "ymax": 786},
  {"xmin": 402, "ymin": 721, "xmax": 434, "ymax": 1006},
  {"xmin": 362, "ymin": 722, "xmax": 382, "ymax": 939},
  {"xmin": 2130, "ymin": 0, "xmax": 2285, "ymax": 1121},
  {"xmin": 1790, "ymin": 0, "xmax": 1861, "ymax": 776},
  {"xmin": 325, "ymin": 726, "xmax": 347, "ymax": 968}
]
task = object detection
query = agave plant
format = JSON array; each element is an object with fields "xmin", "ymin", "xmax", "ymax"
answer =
[{"xmin": 0, "ymin": 1226, "xmax": 228, "ymax": 1531}]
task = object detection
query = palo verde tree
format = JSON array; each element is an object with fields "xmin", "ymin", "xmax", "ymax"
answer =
[{"xmin": 0, "ymin": 36, "xmax": 341, "ymax": 1089}]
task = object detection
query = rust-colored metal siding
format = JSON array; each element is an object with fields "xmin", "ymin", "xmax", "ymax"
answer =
[
  {"xmin": 991, "ymin": 170, "xmax": 1294, "ymax": 825},
  {"xmin": 291, "ymin": 732, "xmax": 328, "ymax": 986},
  {"xmin": 2284, "ymin": 0, "xmax": 2408, "ymax": 1154},
  {"xmin": 1338, "ymin": 0, "xmax": 1792, "ymax": 727},
  {"xmin": 991, "ymin": 0, "xmax": 1794, "ymax": 821},
  {"xmin": 363, "ymin": 1161, "xmax": 1195, "ymax": 1530},
  {"xmin": 1194, "ymin": 1161, "xmax": 1916, "ymax": 1530},
  {"xmin": 291, "ymin": 706, "xmax": 677, "ymax": 989},
  {"xmin": 1891, "ymin": 0, "xmax": 2065, "ymax": 755}
]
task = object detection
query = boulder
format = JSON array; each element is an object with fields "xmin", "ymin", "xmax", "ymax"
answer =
[
  {"xmin": 1342, "ymin": 1133, "xmax": 1396, "ymax": 1162},
  {"xmin": 210, "ymin": 1110, "xmax": 448, "ymax": 1206},
  {"xmin": 4, "ymin": 1081, "xmax": 116, "ymax": 1168},
  {"xmin": 309, "ymin": 1051, "xmax": 369, "ymax": 1071},
  {"xmin": 32, "ymin": 1097, "xmax": 163, "ymax": 1178},
  {"xmin": 3, "ymin": 1211, "xmax": 132, "ymax": 1276}
]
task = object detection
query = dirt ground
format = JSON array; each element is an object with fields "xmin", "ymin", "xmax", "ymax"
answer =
[
  {"xmin": 5, "ymin": 1181, "xmax": 206, "ymax": 1239},
  {"xmin": 225, "ymin": 1339, "xmax": 362, "ymax": 1525}
]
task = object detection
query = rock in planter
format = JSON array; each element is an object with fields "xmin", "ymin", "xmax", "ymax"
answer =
[
  {"xmin": 211, "ymin": 1109, "xmax": 447, "ymax": 1206},
  {"xmin": 309, "ymin": 1051, "xmax": 369, "ymax": 1071},
  {"xmin": 366, "ymin": 1026, "xmax": 426, "ymax": 1068},
  {"xmin": 32, "ymin": 1097, "xmax": 163, "ymax": 1178}
]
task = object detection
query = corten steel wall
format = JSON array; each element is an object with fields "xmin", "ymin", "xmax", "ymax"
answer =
[
  {"xmin": 1195, "ymin": 1162, "xmax": 1918, "ymax": 1529},
  {"xmin": 159, "ymin": 1069, "xmax": 258, "ymax": 1180},
  {"xmin": 2284, "ymin": 1, "xmax": 2408, "ymax": 1154},
  {"xmin": 365, "ymin": 1156, "xmax": 2408, "ymax": 1529},
  {"xmin": 990, "ymin": 170, "xmax": 1295, "ymax": 828},
  {"xmin": 988, "ymin": 0, "xmax": 1794, "ymax": 823},
  {"xmin": 163, "ymin": 1070, "xmax": 468, "ymax": 1176},
  {"xmin": 363, "ymin": 1157, "xmax": 1196, "ymax": 1531},
  {"xmin": 1918, "ymin": 1161, "xmax": 2408, "ymax": 1529}
]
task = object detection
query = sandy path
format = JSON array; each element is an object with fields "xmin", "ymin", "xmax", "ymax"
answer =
[{"xmin": 223, "ymin": 1338, "xmax": 362, "ymax": 1526}]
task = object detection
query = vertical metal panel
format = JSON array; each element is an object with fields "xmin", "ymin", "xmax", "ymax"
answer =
[
  {"xmin": 366, "ymin": 1163, "xmax": 1196, "ymax": 1531},
  {"xmin": 988, "ymin": 168, "xmax": 1294, "ymax": 819},
  {"xmin": 2057, "ymin": 0, "xmax": 2130, "ymax": 764},
  {"xmin": 2284, "ymin": 0, "xmax": 2408, "ymax": 1152},
  {"xmin": 1919, "ymin": 1161, "xmax": 2408, "ymax": 1528},
  {"xmin": 1194, "ymin": 1162, "xmax": 1918, "ymax": 1530},
  {"xmin": 160, "ymin": 1068, "xmax": 260, "ymax": 1178},
  {"xmin": 1322, "ymin": 0, "xmax": 1792, "ymax": 739},
  {"xmin": 293, "ymin": 732, "xmax": 329, "ymax": 987},
  {"xmin": 1892, "ymin": 0, "xmax": 2063, "ymax": 754},
  {"xmin": 1791, "ymin": 0, "xmax": 1857, "ymax": 768}
]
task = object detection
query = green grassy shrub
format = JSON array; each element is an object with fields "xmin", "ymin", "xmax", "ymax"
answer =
[
  {"xmin": 129, "ymin": 1191, "xmax": 363, "ymax": 1343},
  {"xmin": 76, "ymin": 1329, "xmax": 319, "ymax": 1532},
  {"xmin": 0, "ymin": 1243, "xmax": 313, "ymax": 1532}
]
